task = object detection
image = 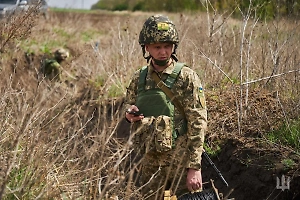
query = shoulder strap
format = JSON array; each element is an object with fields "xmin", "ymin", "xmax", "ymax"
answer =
[
  {"xmin": 151, "ymin": 64, "xmax": 186, "ymax": 117},
  {"xmin": 138, "ymin": 66, "xmax": 148, "ymax": 94},
  {"xmin": 165, "ymin": 62, "xmax": 185, "ymax": 88}
]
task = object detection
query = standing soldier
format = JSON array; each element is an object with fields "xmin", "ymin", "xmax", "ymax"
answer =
[
  {"xmin": 42, "ymin": 48, "xmax": 69, "ymax": 81},
  {"xmin": 124, "ymin": 15, "xmax": 207, "ymax": 199}
]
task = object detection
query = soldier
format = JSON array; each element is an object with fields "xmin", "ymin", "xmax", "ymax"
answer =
[
  {"xmin": 42, "ymin": 48, "xmax": 69, "ymax": 81},
  {"xmin": 124, "ymin": 15, "xmax": 207, "ymax": 199}
]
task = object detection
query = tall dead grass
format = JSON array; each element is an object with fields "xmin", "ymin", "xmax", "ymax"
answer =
[{"xmin": 0, "ymin": 3, "xmax": 299, "ymax": 199}]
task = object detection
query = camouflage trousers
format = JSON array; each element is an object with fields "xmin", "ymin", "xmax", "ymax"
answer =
[{"xmin": 137, "ymin": 136, "xmax": 190, "ymax": 200}]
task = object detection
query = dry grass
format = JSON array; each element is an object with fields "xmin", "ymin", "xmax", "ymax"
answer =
[{"xmin": 0, "ymin": 5, "xmax": 299, "ymax": 200}]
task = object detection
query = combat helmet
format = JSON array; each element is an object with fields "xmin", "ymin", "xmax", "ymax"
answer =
[
  {"xmin": 139, "ymin": 14, "xmax": 179, "ymax": 62},
  {"xmin": 54, "ymin": 48, "xmax": 69, "ymax": 61}
]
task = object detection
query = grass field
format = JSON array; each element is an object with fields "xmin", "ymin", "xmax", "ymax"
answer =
[{"xmin": 0, "ymin": 7, "xmax": 299, "ymax": 199}]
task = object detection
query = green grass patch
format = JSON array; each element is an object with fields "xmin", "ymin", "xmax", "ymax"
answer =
[
  {"xmin": 81, "ymin": 30, "xmax": 101, "ymax": 42},
  {"xmin": 108, "ymin": 83, "xmax": 125, "ymax": 98},
  {"xmin": 5, "ymin": 166, "xmax": 42, "ymax": 200},
  {"xmin": 266, "ymin": 118, "xmax": 300, "ymax": 153},
  {"xmin": 50, "ymin": 7, "xmax": 111, "ymax": 14},
  {"xmin": 281, "ymin": 158, "xmax": 296, "ymax": 170},
  {"xmin": 53, "ymin": 28, "xmax": 71, "ymax": 39},
  {"xmin": 50, "ymin": 7, "xmax": 94, "ymax": 13},
  {"xmin": 92, "ymin": 75, "xmax": 106, "ymax": 88},
  {"xmin": 204, "ymin": 142, "xmax": 221, "ymax": 157},
  {"xmin": 21, "ymin": 39, "xmax": 65, "ymax": 55}
]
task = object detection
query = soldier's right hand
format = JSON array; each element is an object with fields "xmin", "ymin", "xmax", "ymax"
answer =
[{"xmin": 125, "ymin": 105, "xmax": 144, "ymax": 122}]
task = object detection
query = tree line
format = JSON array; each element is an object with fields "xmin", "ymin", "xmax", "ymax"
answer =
[{"xmin": 91, "ymin": 0, "xmax": 300, "ymax": 19}]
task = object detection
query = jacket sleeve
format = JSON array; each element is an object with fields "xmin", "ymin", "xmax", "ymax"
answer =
[
  {"xmin": 124, "ymin": 70, "xmax": 140, "ymax": 111},
  {"xmin": 180, "ymin": 68, "xmax": 207, "ymax": 170}
]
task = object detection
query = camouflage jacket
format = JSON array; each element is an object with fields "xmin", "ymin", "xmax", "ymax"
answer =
[
  {"xmin": 124, "ymin": 61, "xmax": 207, "ymax": 170},
  {"xmin": 42, "ymin": 59, "xmax": 61, "ymax": 80}
]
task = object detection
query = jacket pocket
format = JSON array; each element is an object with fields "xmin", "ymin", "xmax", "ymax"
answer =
[
  {"xmin": 154, "ymin": 115, "xmax": 173, "ymax": 152},
  {"xmin": 131, "ymin": 116, "xmax": 155, "ymax": 152}
]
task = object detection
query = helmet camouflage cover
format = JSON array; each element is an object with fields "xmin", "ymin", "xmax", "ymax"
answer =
[
  {"xmin": 139, "ymin": 14, "xmax": 179, "ymax": 46},
  {"xmin": 54, "ymin": 48, "xmax": 69, "ymax": 60}
]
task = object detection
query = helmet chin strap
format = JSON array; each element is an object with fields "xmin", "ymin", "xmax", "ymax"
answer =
[
  {"xmin": 171, "ymin": 44, "xmax": 178, "ymax": 62},
  {"xmin": 171, "ymin": 54, "xmax": 178, "ymax": 62}
]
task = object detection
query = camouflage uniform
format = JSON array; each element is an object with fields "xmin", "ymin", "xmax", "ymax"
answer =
[
  {"xmin": 124, "ymin": 15, "xmax": 207, "ymax": 199},
  {"xmin": 42, "ymin": 48, "xmax": 69, "ymax": 81}
]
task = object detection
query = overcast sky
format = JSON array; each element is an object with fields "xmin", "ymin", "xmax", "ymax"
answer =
[{"xmin": 47, "ymin": 0, "xmax": 99, "ymax": 9}]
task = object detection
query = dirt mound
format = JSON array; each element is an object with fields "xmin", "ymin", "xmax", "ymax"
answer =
[
  {"xmin": 202, "ymin": 137, "xmax": 300, "ymax": 199},
  {"xmin": 202, "ymin": 87, "xmax": 300, "ymax": 200}
]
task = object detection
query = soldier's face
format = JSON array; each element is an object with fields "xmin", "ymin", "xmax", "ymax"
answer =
[{"xmin": 145, "ymin": 42, "xmax": 173, "ymax": 61}]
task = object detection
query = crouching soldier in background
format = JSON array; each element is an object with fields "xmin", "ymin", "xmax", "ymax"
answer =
[{"xmin": 42, "ymin": 48, "xmax": 69, "ymax": 81}]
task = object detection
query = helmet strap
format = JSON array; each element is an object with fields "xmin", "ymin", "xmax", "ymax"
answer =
[
  {"xmin": 171, "ymin": 44, "xmax": 178, "ymax": 62},
  {"xmin": 142, "ymin": 45, "xmax": 151, "ymax": 62},
  {"xmin": 171, "ymin": 54, "xmax": 178, "ymax": 62}
]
